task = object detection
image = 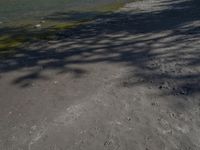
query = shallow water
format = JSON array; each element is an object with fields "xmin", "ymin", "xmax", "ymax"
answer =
[{"xmin": 0, "ymin": 0, "xmax": 131, "ymax": 23}]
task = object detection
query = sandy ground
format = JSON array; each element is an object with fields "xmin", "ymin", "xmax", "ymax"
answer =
[{"xmin": 0, "ymin": 0, "xmax": 200, "ymax": 149}]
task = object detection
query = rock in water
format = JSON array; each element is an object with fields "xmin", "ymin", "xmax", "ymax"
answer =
[{"xmin": 35, "ymin": 24, "xmax": 41, "ymax": 28}]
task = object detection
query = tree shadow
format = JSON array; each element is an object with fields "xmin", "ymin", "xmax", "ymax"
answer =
[{"xmin": 0, "ymin": 0, "xmax": 199, "ymax": 95}]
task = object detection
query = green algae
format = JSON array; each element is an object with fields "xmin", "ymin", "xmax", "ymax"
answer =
[
  {"xmin": 0, "ymin": 20, "xmax": 91, "ymax": 57},
  {"xmin": 53, "ymin": 20, "xmax": 90, "ymax": 30},
  {"xmin": 0, "ymin": 35, "xmax": 24, "ymax": 57}
]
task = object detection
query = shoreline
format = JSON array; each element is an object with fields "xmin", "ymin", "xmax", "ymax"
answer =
[
  {"xmin": 1, "ymin": 0, "xmax": 200, "ymax": 149},
  {"xmin": 0, "ymin": 0, "xmax": 138, "ymax": 58}
]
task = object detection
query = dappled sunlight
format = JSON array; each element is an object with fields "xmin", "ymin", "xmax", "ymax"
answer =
[
  {"xmin": 1, "ymin": 1, "xmax": 200, "ymax": 149},
  {"xmin": 0, "ymin": 0, "xmax": 199, "ymax": 96}
]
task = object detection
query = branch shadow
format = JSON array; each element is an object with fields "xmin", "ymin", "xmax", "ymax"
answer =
[{"xmin": 0, "ymin": 0, "xmax": 199, "ymax": 95}]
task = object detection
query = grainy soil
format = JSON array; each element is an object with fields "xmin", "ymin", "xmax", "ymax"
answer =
[{"xmin": 0, "ymin": 0, "xmax": 200, "ymax": 150}]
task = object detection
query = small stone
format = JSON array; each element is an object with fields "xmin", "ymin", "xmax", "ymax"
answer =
[
  {"xmin": 180, "ymin": 90, "xmax": 186, "ymax": 95},
  {"xmin": 54, "ymin": 81, "xmax": 58, "ymax": 84},
  {"xmin": 169, "ymin": 112, "xmax": 176, "ymax": 118},
  {"xmin": 35, "ymin": 24, "xmax": 41, "ymax": 28},
  {"xmin": 31, "ymin": 125, "xmax": 37, "ymax": 130},
  {"xmin": 179, "ymin": 87, "xmax": 190, "ymax": 95}
]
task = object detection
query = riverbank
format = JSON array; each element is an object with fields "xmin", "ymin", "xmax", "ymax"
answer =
[{"xmin": 0, "ymin": 0, "xmax": 200, "ymax": 149}]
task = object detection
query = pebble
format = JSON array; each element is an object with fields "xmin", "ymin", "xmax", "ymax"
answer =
[
  {"xmin": 180, "ymin": 90, "xmax": 186, "ymax": 95},
  {"xmin": 35, "ymin": 24, "xmax": 41, "ymax": 28},
  {"xmin": 31, "ymin": 125, "xmax": 37, "ymax": 130},
  {"xmin": 54, "ymin": 81, "xmax": 58, "ymax": 84},
  {"xmin": 169, "ymin": 112, "xmax": 176, "ymax": 118}
]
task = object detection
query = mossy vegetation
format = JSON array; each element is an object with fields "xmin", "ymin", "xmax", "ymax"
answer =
[
  {"xmin": 0, "ymin": 35, "xmax": 24, "ymax": 57},
  {"xmin": 53, "ymin": 20, "xmax": 90, "ymax": 30},
  {"xmin": 0, "ymin": 20, "xmax": 91, "ymax": 58}
]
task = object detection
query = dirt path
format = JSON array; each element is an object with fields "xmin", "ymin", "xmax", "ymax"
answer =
[{"xmin": 0, "ymin": 0, "xmax": 200, "ymax": 149}]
